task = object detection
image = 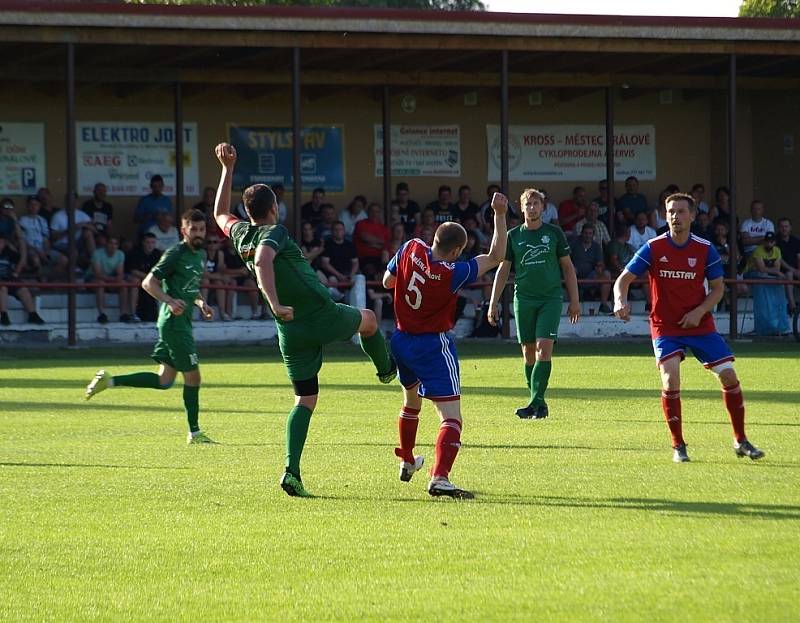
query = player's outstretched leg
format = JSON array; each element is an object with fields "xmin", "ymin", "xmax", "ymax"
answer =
[
  {"xmin": 85, "ymin": 368, "xmax": 174, "ymax": 400},
  {"xmin": 427, "ymin": 402, "xmax": 473, "ymax": 500},
  {"xmin": 357, "ymin": 309, "xmax": 396, "ymax": 383},
  {"xmin": 718, "ymin": 368, "xmax": 765, "ymax": 461},
  {"xmin": 396, "ymin": 383, "xmax": 424, "ymax": 482}
]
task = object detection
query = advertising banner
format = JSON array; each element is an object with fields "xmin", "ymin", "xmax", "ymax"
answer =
[
  {"xmin": 229, "ymin": 125, "xmax": 344, "ymax": 192},
  {"xmin": 0, "ymin": 123, "xmax": 46, "ymax": 194},
  {"xmin": 77, "ymin": 122, "xmax": 199, "ymax": 196},
  {"xmin": 487, "ymin": 124, "xmax": 656, "ymax": 181},
  {"xmin": 374, "ymin": 125, "xmax": 461, "ymax": 177}
]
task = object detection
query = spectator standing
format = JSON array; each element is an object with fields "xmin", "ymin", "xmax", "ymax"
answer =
[
  {"xmin": 125, "ymin": 232, "xmax": 161, "ymax": 322},
  {"xmin": 354, "ymin": 202, "xmax": 391, "ymax": 277},
  {"xmin": 135, "ymin": 175, "xmax": 171, "ymax": 235},
  {"xmin": 392, "ymin": 182, "xmax": 421, "ymax": 235},
  {"xmin": 0, "ymin": 233, "xmax": 44, "ymax": 326},
  {"xmin": 615, "ymin": 176, "xmax": 649, "ymax": 222},
  {"xmin": 82, "ymin": 183, "xmax": 113, "ymax": 235},
  {"xmin": 628, "ymin": 211, "xmax": 657, "ymax": 251},
  {"xmin": 427, "ymin": 185, "xmax": 455, "ymax": 224},
  {"xmin": 591, "ymin": 180, "xmax": 611, "ymax": 227},
  {"xmin": 740, "ymin": 200, "xmax": 775, "ymax": 256},
  {"xmin": 147, "ymin": 209, "xmax": 180, "ymax": 252}
]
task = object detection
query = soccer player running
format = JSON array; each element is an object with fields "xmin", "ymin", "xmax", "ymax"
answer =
[
  {"xmin": 488, "ymin": 188, "xmax": 580, "ymax": 420},
  {"xmin": 384, "ymin": 192, "xmax": 509, "ymax": 499},
  {"xmin": 212, "ymin": 143, "xmax": 396, "ymax": 498},
  {"xmin": 85, "ymin": 210, "xmax": 216, "ymax": 444},
  {"xmin": 613, "ymin": 192, "xmax": 765, "ymax": 463}
]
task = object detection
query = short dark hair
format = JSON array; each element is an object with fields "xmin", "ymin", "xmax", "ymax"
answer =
[
  {"xmin": 273, "ymin": 183, "xmax": 284, "ymax": 192},
  {"xmin": 396, "ymin": 182, "xmax": 409, "ymax": 193},
  {"xmin": 625, "ymin": 176, "xmax": 638, "ymax": 183},
  {"xmin": 434, "ymin": 222, "xmax": 467, "ymax": 253},
  {"xmin": 142, "ymin": 232, "xmax": 157, "ymax": 240},
  {"xmin": 458, "ymin": 185, "xmax": 470, "ymax": 194},
  {"xmin": 437, "ymin": 185, "xmax": 451, "ymax": 195},
  {"xmin": 150, "ymin": 174, "xmax": 164, "ymax": 184},
  {"xmin": 778, "ymin": 217, "xmax": 791, "ymax": 226},
  {"xmin": 691, "ymin": 183, "xmax": 705, "ymax": 193},
  {"xmin": 666, "ymin": 192, "xmax": 695, "ymax": 212},
  {"xmin": 312, "ymin": 187, "xmax": 325, "ymax": 195},
  {"xmin": 181, "ymin": 208, "xmax": 206, "ymax": 225},
  {"xmin": 242, "ymin": 184, "xmax": 277, "ymax": 220}
]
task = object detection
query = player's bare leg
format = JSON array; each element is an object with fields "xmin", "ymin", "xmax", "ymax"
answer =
[
  {"xmin": 357, "ymin": 309, "xmax": 396, "ymax": 383},
  {"xmin": 396, "ymin": 382, "xmax": 424, "ymax": 482},
  {"xmin": 428, "ymin": 400, "xmax": 473, "ymax": 500},
  {"xmin": 714, "ymin": 366, "xmax": 765, "ymax": 460},
  {"xmin": 658, "ymin": 356, "xmax": 688, "ymax": 462},
  {"xmin": 516, "ymin": 338, "xmax": 553, "ymax": 419}
]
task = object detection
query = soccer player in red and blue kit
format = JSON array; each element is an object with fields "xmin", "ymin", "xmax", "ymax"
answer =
[
  {"xmin": 614, "ymin": 192, "xmax": 765, "ymax": 463},
  {"xmin": 383, "ymin": 192, "xmax": 509, "ymax": 499}
]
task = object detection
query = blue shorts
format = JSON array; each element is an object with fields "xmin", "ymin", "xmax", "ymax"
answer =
[
  {"xmin": 652, "ymin": 333, "xmax": 735, "ymax": 369},
  {"xmin": 390, "ymin": 331, "xmax": 460, "ymax": 401}
]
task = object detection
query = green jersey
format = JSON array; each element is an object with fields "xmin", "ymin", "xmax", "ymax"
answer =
[
  {"xmin": 505, "ymin": 223, "xmax": 570, "ymax": 302},
  {"xmin": 228, "ymin": 221, "xmax": 332, "ymax": 322},
  {"xmin": 151, "ymin": 241, "xmax": 204, "ymax": 330}
]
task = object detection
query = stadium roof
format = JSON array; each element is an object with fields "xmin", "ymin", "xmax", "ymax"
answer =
[{"xmin": 1, "ymin": 0, "xmax": 799, "ymax": 90}]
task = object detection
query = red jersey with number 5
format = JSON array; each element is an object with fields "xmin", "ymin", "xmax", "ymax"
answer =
[{"xmin": 388, "ymin": 238, "xmax": 478, "ymax": 334}]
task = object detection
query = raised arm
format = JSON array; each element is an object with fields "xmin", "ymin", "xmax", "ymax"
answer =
[
  {"xmin": 254, "ymin": 244, "xmax": 294, "ymax": 321},
  {"xmin": 214, "ymin": 142, "xmax": 239, "ymax": 233},
  {"xmin": 474, "ymin": 192, "xmax": 509, "ymax": 276}
]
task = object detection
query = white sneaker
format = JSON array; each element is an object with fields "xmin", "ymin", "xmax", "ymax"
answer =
[
  {"xmin": 399, "ymin": 455, "xmax": 424, "ymax": 482},
  {"xmin": 427, "ymin": 476, "xmax": 474, "ymax": 499},
  {"xmin": 221, "ymin": 313, "xmax": 232, "ymax": 322}
]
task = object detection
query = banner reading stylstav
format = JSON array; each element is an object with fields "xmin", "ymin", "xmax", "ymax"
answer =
[
  {"xmin": 374, "ymin": 125, "xmax": 460, "ymax": 177},
  {"xmin": 228, "ymin": 125, "xmax": 344, "ymax": 192},
  {"xmin": 0, "ymin": 123, "xmax": 45, "ymax": 194},
  {"xmin": 487, "ymin": 125, "xmax": 656, "ymax": 181},
  {"xmin": 77, "ymin": 122, "xmax": 199, "ymax": 196}
]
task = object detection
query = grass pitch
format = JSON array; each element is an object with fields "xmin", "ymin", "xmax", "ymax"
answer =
[{"xmin": 1, "ymin": 340, "xmax": 798, "ymax": 622}]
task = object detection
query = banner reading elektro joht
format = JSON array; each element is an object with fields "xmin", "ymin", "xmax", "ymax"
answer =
[
  {"xmin": 374, "ymin": 125, "xmax": 461, "ymax": 177},
  {"xmin": 77, "ymin": 122, "xmax": 199, "ymax": 196},
  {"xmin": 487, "ymin": 124, "xmax": 656, "ymax": 182},
  {"xmin": 228, "ymin": 125, "xmax": 344, "ymax": 192},
  {"xmin": 0, "ymin": 122, "xmax": 46, "ymax": 195}
]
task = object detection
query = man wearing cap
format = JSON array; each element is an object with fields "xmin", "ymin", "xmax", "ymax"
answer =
[
  {"xmin": 744, "ymin": 231, "xmax": 795, "ymax": 315},
  {"xmin": 0, "ymin": 198, "xmax": 26, "ymax": 255}
]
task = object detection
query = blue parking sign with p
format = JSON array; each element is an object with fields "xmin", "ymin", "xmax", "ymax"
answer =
[{"xmin": 21, "ymin": 167, "xmax": 36, "ymax": 192}]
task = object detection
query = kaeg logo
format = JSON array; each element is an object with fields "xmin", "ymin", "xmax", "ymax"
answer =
[{"xmin": 83, "ymin": 154, "xmax": 122, "ymax": 167}]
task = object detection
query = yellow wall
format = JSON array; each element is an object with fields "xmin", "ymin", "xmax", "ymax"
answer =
[{"xmin": 2, "ymin": 82, "xmax": 793, "ymax": 242}]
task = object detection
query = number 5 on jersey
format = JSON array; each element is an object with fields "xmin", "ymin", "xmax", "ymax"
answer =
[{"xmin": 405, "ymin": 271, "xmax": 426, "ymax": 310}]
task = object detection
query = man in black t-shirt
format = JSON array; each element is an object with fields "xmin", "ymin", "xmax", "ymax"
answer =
[
  {"xmin": 82, "ymin": 183, "xmax": 114, "ymax": 235},
  {"xmin": 391, "ymin": 182, "xmax": 421, "ymax": 236},
  {"xmin": 320, "ymin": 221, "xmax": 358, "ymax": 301},
  {"xmin": 125, "ymin": 232, "xmax": 162, "ymax": 321}
]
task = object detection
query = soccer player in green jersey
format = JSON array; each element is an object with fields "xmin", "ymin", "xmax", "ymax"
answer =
[
  {"xmin": 85, "ymin": 210, "xmax": 216, "ymax": 444},
  {"xmin": 212, "ymin": 143, "xmax": 396, "ymax": 498},
  {"xmin": 488, "ymin": 188, "xmax": 580, "ymax": 420}
]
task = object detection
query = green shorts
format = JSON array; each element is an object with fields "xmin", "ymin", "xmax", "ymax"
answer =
[
  {"xmin": 277, "ymin": 302, "xmax": 362, "ymax": 381},
  {"xmin": 151, "ymin": 324, "xmax": 198, "ymax": 372},
  {"xmin": 514, "ymin": 298, "xmax": 562, "ymax": 344}
]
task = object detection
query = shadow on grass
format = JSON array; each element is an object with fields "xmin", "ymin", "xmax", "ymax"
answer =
[{"xmin": 0, "ymin": 462, "xmax": 189, "ymax": 470}]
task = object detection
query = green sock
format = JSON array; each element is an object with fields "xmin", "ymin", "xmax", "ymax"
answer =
[
  {"xmin": 183, "ymin": 385, "xmax": 200, "ymax": 433},
  {"xmin": 531, "ymin": 360, "xmax": 552, "ymax": 406},
  {"xmin": 359, "ymin": 330, "xmax": 391, "ymax": 374},
  {"xmin": 524, "ymin": 363, "xmax": 534, "ymax": 389},
  {"xmin": 112, "ymin": 372, "xmax": 165, "ymax": 389},
  {"xmin": 286, "ymin": 405, "xmax": 313, "ymax": 478}
]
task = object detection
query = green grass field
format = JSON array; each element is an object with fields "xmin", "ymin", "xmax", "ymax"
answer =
[{"xmin": 1, "ymin": 340, "xmax": 798, "ymax": 622}]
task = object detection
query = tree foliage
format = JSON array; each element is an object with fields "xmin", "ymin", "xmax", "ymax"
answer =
[
  {"xmin": 738, "ymin": 0, "xmax": 799, "ymax": 18},
  {"xmin": 126, "ymin": 0, "xmax": 486, "ymax": 10}
]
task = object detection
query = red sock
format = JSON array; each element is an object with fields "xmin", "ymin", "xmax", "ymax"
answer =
[
  {"xmin": 722, "ymin": 382, "xmax": 746, "ymax": 443},
  {"xmin": 661, "ymin": 390, "xmax": 684, "ymax": 447},
  {"xmin": 432, "ymin": 418, "xmax": 462, "ymax": 478},
  {"xmin": 394, "ymin": 406, "xmax": 420, "ymax": 464}
]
